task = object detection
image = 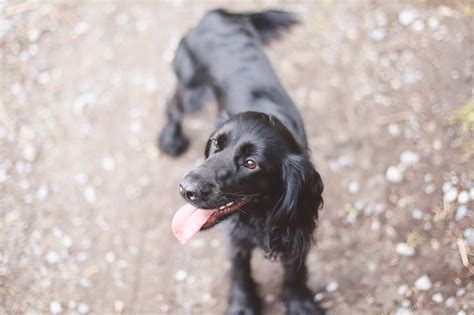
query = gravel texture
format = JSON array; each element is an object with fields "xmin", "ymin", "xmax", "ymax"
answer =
[{"xmin": 1, "ymin": 1, "xmax": 473, "ymax": 314}]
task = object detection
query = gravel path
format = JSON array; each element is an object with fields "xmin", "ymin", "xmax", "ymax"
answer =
[{"xmin": 1, "ymin": 1, "xmax": 473, "ymax": 314}]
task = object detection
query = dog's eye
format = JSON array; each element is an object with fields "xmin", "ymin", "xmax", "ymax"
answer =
[
  {"xmin": 212, "ymin": 139, "xmax": 219, "ymax": 148},
  {"xmin": 243, "ymin": 159, "xmax": 257, "ymax": 169}
]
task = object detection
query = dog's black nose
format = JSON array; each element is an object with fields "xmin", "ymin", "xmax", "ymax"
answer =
[{"xmin": 179, "ymin": 177, "xmax": 200, "ymax": 202}]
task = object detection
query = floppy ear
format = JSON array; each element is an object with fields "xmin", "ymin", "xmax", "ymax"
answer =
[{"xmin": 267, "ymin": 153, "xmax": 323, "ymax": 261}]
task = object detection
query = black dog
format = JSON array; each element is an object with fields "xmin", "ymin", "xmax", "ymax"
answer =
[{"xmin": 160, "ymin": 9, "xmax": 324, "ymax": 315}]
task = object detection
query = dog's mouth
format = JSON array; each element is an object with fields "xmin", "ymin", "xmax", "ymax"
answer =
[{"xmin": 171, "ymin": 197, "xmax": 251, "ymax": 244}]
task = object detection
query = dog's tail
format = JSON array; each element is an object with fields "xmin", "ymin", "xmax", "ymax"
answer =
[
  {"xmin": 216, "ymin": 9, "xmax": 299, "ymax": 44},
  {"xmin": 247, "ymin": 10, "xmax": 299, "ymax": 44}
]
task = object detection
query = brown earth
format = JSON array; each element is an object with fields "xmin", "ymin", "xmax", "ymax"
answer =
[{"xmin": 1, "ymin": 1, "xmax": 473, "ymax": 314}]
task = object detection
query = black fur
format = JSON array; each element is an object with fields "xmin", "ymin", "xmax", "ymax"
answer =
[{"xmin": 159, "ymin": 9, "xmax": 325, "ymax": 315}]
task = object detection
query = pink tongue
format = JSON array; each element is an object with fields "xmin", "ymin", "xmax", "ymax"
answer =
[{"xmin": 171, "ymin": 203, "xmax": 216, "ymax": 244}]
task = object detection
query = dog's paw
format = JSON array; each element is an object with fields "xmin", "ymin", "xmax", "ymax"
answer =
[
  {"xmin": 283, "ymin": 290, "xmax": 325, "ymax": 315},
  {"xmin": 226, "ymin": 287, "xmax": 261, "ymax": 315},
  {"xmin": 158, "ymin": 123, "xmax": 189, "ymax": 156}
]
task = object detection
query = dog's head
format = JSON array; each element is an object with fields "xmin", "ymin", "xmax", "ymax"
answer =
[{"xmin": 172, "ymin": 111, "xmax": 323, "ymax": 258}]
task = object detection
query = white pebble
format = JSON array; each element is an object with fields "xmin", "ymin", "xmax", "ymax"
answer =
[
  {"xmin": 36, "ymin": 185, "xmax": 49, "ymax": 200},
  {"xmin": 411, "ymin": 19, "xmax": 425, "ymax": 32},
  {"xmin": 114, "ymin": 300, "xmax": 125, "ymax": 312},
  {"xmin": 411, "ymin": 208, "xmax": 423, "ymax": 220},
  {"xmin": 414, "ymin": 274, "xmax": 432, "ymax": 291},
  {"xmin": 175, "ymin": 270, "xmax": 187, "ymax": 281},
  {"xmin": 463, "ymin": 228, "xmax": 474, "ymax": 246},
  {"xmin": 432, "ymin": 292, "xmax": 444, "ymax": 303},
  {"xmin": 0, "ymin": 165, "xmax": 7, "ymax": 183},
  {"xmin": 83, "ymin": 186, "xmax": 96, "ymax": 204},
  {"xmin": 469, "ymin": 187, "xmax": 474, "ymax": 199},
  {"xmin": 369, "ymin": 29, "xmax": 385, "ymax": 41},
  {"xmin": 396, "ymin": 243, "xmax": 415, "ymax": 256},
  {"xmin": 74, "ymin": 22, "xmax": 90, "ymax": 35},
  {"xmin": 386, "ymin": 165, "xmax": 403, "ymax": 183},
  {"xmin": 46, "ymin": 251, "xmax": 60, "ymax": 264},
  {"xmin": 445, "ymin": 296, "xmax": 456, "ymax": 307},
  {"xmin": 428, "ymin": 16, "xmax": 439, "ymax": 29},
  {"xmin": 37, "ymin": 71, "xmax": 50, "ymax": 85},
  {"xmin": 397, "ymin": 284, "xmax": 408, "ymax": 296},
  {"xmin": 388, "ymin": 123, "xmax": 401, "ymax": 136},
  {"xmin": 395, "ymin": 307, "xmax": 413, "ymax": 315},
  {"xmin": 455, "ymin": 205, "xmax": 467, "ymax": 221},
  {"xmin": 22, "ymin": 144, "xmax": 37, "ymax": 161},
  {"xmin": 444, "ymin": 187, "xmax": 458, "ymax": 202},
  {"xmin": 399, "ymin": 9, "xmax": 419, "ymax": 26},
  {"xmin": 456, "ymin": 288, "xmax": 465, "ymax": 297},
  {"xmin": 457, "ymin": 191, "xmax": 469, "ymax": 204},
  {"xmin": 27, "ymin": 28, "xmax": 40, "ymax": 42},
  {"xmin": 400, "ymin": 150, "xmax": 419, "ymax": 166},
  {"xmin": 442, "ymin": 182, "xmax": 453, "ymax": 193},
  {"xmin": 326, "ymin": 281, "xmax": 338, "ymax": 292},
  {"xmin": 102, "ymin": 156, "xmax": 115, "ymax": 171},
  {"xmin": 50, "ymin": 301, "xmax": 62, "ymax": 313},
  {"xmin": 79, "ymin": 278, "xmax": 91, "ymax": 288},
  {"xmin": 77, "ymin": 303, "xmax": 90, "ymax": 314},
  {"xmin": 458, "ymin": 311, "xmax": 466, "ymax": 315},
  {"xmin": 348, "ymin": 181, "xmax": 359, "ymax": 194}
]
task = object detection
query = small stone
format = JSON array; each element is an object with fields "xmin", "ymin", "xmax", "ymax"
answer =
[
  {"xmin": 399, "ymin": 9, "xmax": 419, "ymax": 26},
  {"xmin": 38, "ymin": 71, "xmax": 50, "ymax": 85},
  {"xmin": 458, "ymin": 311, "xmax": 466, "ymax": 315},
  {"xmin": 432, "ymin": 292, "xmax": 444, "ymax": 303},
  {"xmin": 46, "ymin": 251, "xmax": 60, "ymax": 264},
  {"xmin": 314, "ymin": 293, "xmax": 324, "ymax": 301},
  {"xmin": 326, "ymin": 281, "xmax": 338, "ymax": 292},
  {"xmin": 469, "ymin": 187, "xmax": 474, "ymax": 199},
  {"xmin": 411, "ymin": 208, "xmax": 423, "ymax": 220},
  {"xmin": 50, "ymin": 301, "xmax": 62, "ymax": 313},
  {"xmin": 348, "ymin": 181, "xmax": 359, "ymax": 194},
  {"xmin": 396, "ymin": 243, "xmax": 415, "ymax": 256},
  {"xmin": 414, "ymin": 275, "xmax": 432, "ymax": 291},
  {"xmin": 445, "ymin": 296, "xmax": 456, "ymax": 307},
  {"xmin": 397, "ymin": 284, "xmax": 408, "ymax": 296},
  {"xmin": 22, "ymin": 144, "xmax": 37, "ymax": 161},
  {"xmin": 369, "ymin": 29, "xmax": 385, "ymax": 41},
  {"xmin": 77, "ymin": 303, "xmax": 90, "ymax": 314},
  {"xmin": 79, "ymin": 278, "xmax": 91, "ymax": 288},
  {"xmin": 105, "ymin": 252, "xmax": 116, "ymax": 263},
  {"xmin": 463, "ymin": 228, "xmax": 474, "ymax": 246},
  {"xmin": 400, "ymin": 151, "xmax": 419, "ymax": 166},
  {"xmin": 411, "ymin": 20, "xmax": 425, "ymax": 32},
  {"xmin": 175, "ymin": 270, "xmax": 187, "ymax": 281},
  {"xmin": 74, "ymin": 22, "xmax": 89, "ymax": 35},
  {"xmin": 114, "ymin": 300, "xmax": 125, "ymax": 312},
  {"xmin": 395, "ymin": 307, "xmax": 413, "ymax": 315},
  {"xmin": 428, "ymin": 16, "xmax": 439, "ymax": 29},
  {"xmin": 388, "ymin": 123, "xmax": 401, "ymax": 136},
  {"xmin": 455, "ymin": 205, "xmax": 467, "ymax": 221},
  {"xmin": 102, "ymin": 156, "xmax": 115, "ymax": 171},
  {"xmin": 456, "ymin": 288, "xmax": 465, "ymax": 297},
  {"xmin": 386, "ymin": 165, "xmax": 403, "ymax": 183},
  {"xmin": 83, "ymin": 186, "xmax": 96, "ymax": 204},
  {"xmin": 27, "ymin": 28, "xmax": 40, "ymax": 42},
  {"xmin": 457, "ymin": 191, "xmax": 469, "ymax": 204},
  {"xmin": 444, "ymin": 187, "xmax": 458, "ymax": 202},
  {"xmin": 442, "ymin": 182, "xmax": 453, "ymax": 193},
  {"xmin": 36, "ymin": 185, "xmax": 49, "ymax": 200}
]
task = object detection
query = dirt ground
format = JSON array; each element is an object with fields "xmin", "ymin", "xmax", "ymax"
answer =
[{"xmin": 1, "ymin": 0, "xmax": 473, "ymax": 314}]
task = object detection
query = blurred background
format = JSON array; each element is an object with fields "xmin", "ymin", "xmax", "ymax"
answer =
[{"xmin": 1, "ymin": 0, "xmax": 473, "ymax": 314}]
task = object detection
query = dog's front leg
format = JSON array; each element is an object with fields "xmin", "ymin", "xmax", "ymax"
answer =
[
  {"xmin": 226, "ymin": 238, "xmax": 261, "ymax": 315},
  {"xmin": 282, "ymin": 256, "xmax": 325, "ymax": 315}
]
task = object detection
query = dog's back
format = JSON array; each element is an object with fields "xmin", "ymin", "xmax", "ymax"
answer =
[{"xmin": 174, "ymin": 9, "xmax": 307, "ymax": 145}]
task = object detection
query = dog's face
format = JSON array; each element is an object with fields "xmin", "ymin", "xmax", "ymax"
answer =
[
  {"xmin": 174, "ymin": 112, "xmax": 323, "ymax": 245},
  {"xmin": 180, "ymin": 112, "xmax": 287, "ymax": 210}
]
